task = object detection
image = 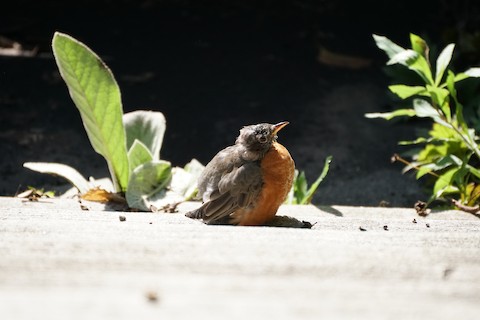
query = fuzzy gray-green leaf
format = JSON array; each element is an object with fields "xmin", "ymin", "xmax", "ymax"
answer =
[
  {"xmin": 126, "ymin": 160, "xmax": 172, "ymax": 211},
  {"xmin": 23, "ymin": 162, "xmax": 90, "ymax": 194},
  {"xmin": 124, "ymin": 110, "xmax": 166, "ymax": 160},
  {"xmin": 127, "ymin": 139, "xmax": 153, "ymax": 173}
]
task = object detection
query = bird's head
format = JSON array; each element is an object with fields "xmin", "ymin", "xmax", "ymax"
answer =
[{"xmin": 236, "ymin": 121, "xmax": 289, "ymax": 157}]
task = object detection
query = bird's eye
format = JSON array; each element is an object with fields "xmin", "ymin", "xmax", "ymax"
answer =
[{"xmin": 258, "ymin": 135, "xmax": 268, "ymax": 143}]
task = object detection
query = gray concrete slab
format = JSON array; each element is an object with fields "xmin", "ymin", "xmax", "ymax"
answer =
[{"xmin": 0, "ymin": 196, "xmax": 479, "ymax": 319}]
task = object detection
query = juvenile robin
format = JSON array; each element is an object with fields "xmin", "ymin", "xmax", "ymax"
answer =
[{"xmin": 186, "ymin": 121, "xmax": 295, "ymax": 226}]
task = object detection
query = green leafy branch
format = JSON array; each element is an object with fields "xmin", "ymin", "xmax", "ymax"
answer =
[
  {"xmin": 366, "ymin": 33, "xmax": 480, "ymax": 208},
  {"xmin": 285, "ymin": 156, "xmax": 332, "ymax": 205}
]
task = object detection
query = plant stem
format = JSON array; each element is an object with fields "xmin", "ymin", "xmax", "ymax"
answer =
[
  {"xmin": 432, "ymin": 101, "xmax": 480, "ymax": 161},
  {"xmin": 391, "ymin": 154, "xmax": 440, "ymax": 178}
]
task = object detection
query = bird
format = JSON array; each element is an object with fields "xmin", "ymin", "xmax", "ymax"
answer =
[{"xmin": 185, "ymin": 121, "xmax": 295, "ymax": 226}]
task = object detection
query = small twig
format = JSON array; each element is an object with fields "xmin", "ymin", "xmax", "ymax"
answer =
[
  {"xmin": 451, "ymin": 199, "xmax": 480, "ymax": 214},
  {"xmin": 391, "ymin": 154, "xmax": 440, "ymax": 178},
  {"xmin": 151, "ymin": 201, "xmax": 184, "ymax": 213}
]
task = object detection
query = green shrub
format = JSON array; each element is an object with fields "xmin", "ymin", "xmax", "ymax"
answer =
[{"xmin": 366, "ymin": 34, "xmax": 480, "ymax": 208}]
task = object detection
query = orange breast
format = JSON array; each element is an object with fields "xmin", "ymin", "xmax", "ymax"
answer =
[{"xmin": 233, "ymin": 142, "xmax": 295, "ymax": 226}]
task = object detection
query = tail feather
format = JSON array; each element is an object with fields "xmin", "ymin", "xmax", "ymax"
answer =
[
  {"xmin": 185, "ymin": 208, "xmax": 204, "ymax": 219},
  {"xmin": 185, "ymin": 204, "xmax": 233, "ymax": 225}
]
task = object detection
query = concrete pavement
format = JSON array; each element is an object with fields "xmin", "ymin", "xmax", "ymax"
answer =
[{"xmin": 0, "ymin": 196, "xmax": 479, "ymax": 319}]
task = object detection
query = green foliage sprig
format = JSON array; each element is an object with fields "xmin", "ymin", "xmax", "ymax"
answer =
[
  {"xmin": 285, "ymin": 156, "xmax": 332, "ymax": 205},
  {"xmin": 366, "ymin": 33, "xmax": 480, "ymax": 207}
]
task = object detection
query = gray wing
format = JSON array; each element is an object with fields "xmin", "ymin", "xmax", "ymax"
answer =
[
  {"xmin": 197, "ymin": 146, "xmax": 237, "ymax": 202},
  {"xmin": 191, "ymin": 162, "xmax": 263, "ymax": 224}
]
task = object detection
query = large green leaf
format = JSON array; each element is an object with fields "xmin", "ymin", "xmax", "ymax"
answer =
[
  {"xmin": 126, "ymin": 160, "xmax": 172, "ymax": 211},
  {"xmin": 446, "ymin": 70, "xmax": 459, "ymax": 101},
  {"xmin": 416, "ymin": 164, "xmax": 435, "ymax": 180},
  {"xmin": 23, "ymin": 162, "xmax": 90, "ymax": 194},
  {"xmin": 373, "ymin": 34, "xmax": 434, "ymax": 84},
  {"xmin": 365, "ymin": 109, "xmax": 416, "ymax": 120},
  {"xmin": 433, "ymin": 167, "xmax": 459, "ymax": 198},
  {"xmin": 417, "ymin": 144, "xmax": 446, "ymax": 162},
  {"xmin": 410, "ymin": 34, "xmax": 429, "ymax": 58},
  {"xmin": 453, "ymin": 72, "xmax": 470, "ymax": 83},
  {"xmin": 429, "ymin": 123, "xmax": 459, "ymax": 140},
  {"xmin": 386, "ymin": 49, "xmax": 417, "ymax": 66},
  {"xmin": 446, "ymin": 71, "xmax": 469, "ymax": 133},
  {"xmin": 467, "ymin": 165, "xmax": 480, "ymax": 180},
  {"xmin": 123, "ymin": 110, "xmax": 166, "ymax": 160},
  {"xmin": 388, "ymin": 85, "xmax": 426, "ymax": 99},
  {"xmin": 52, "ymin": 32, "xmax": 129, "ymax": 192},
  {"xmin": 435, "ymin": 43, "xmax": 455, "ymax": 85},
  {"xmin": 426, "ymin": 85, "xmax": 449, "ymax": 107},
  {"xmin": 408, "ymin": 55, "xmax": 434, "ymax": 85},
  {"xmin": 465, "ymin": 68, "xmax": 480, "ymax": 77},
  {"xmin": 413, "ymin": 99, "xmax": 446, "ymax": 125},
  {"xmin": 387, "ymin": 50, "xmax": 434, "ymax": 85},
  {"xmin": 372, "ymin": 34, "xmax": 405, "ymax": 59},
  {"xmin": 426, "ymin": 85, "xmax": 450, "ymax": 120},
  {"xmin": 415, "ymin": 155, "xmax": 461, "ymax": 180}
]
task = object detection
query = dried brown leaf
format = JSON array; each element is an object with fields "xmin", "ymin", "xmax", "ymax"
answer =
[
  {"xmin": 414, "ymin": 200, "xmax": 430, "ymax": 216},
  {"xmin": 81, "ymin": 187, "xmax": 126, "ymax": 204}
]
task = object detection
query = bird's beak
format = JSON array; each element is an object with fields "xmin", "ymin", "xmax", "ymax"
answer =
[{"xmin": 272, "ymin": 121, "xmax": 289, "ymax": 135}]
